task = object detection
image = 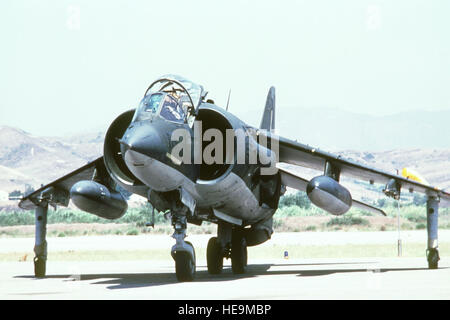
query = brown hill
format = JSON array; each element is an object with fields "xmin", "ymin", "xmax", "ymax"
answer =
[{"xmin": 0, "ymin": 126, "xmax": 103, "ymax": 195}]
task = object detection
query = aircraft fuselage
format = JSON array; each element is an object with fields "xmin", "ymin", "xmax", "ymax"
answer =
[{"xmin": 120, "ymin": 103, "xmax": 279, "ymax": 226}]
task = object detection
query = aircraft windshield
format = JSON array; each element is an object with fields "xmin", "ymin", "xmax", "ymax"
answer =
[
  {"xmin": 144, "ymin": 93, "xmax": 163, "ymax": 113},
  {"xmin": 132, "ymin": 93, "xmax": 163, "ymax": 122}
]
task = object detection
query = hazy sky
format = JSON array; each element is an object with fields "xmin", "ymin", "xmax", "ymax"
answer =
[{"xmin": 1, "ymin": 0, "xmax": 449, "ymax": 136}]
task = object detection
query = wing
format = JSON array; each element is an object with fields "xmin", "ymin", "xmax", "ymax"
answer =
[
  {"xmin": 279, "ymin": 167, "xmax": 386, "ymax": 216},
  {"xmin": 264, "ymin": 132, "xmax": 450, "ymax": 203},
  {"xmin": 18, "ymin": 157, "xmax": 108, "ymax": 210}
]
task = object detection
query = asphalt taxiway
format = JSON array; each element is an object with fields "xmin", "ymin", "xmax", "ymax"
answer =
[
  {"xmin": 1, "ymin": 257, "xmax": 449, "ymax": 299},
  {"xmin": 1, "ymin": 232, "xmax": 449, "ymax": 299}
]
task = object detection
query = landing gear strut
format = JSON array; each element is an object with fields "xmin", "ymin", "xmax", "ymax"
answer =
[
  {"xmin": 426, "ymin": 196, "xmax": 440, "ymax": 269},
  {"xmin": 170, "ymin": 211, "xmax": 196, "ymax": 281},
  {"xmin": 34, "ymin": 203, "xmax": 48, "ymax": 278}
]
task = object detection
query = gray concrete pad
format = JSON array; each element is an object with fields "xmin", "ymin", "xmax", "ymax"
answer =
[{"xmin": 1, "ymin": 257, "xmax": 449, "ymax": 299}]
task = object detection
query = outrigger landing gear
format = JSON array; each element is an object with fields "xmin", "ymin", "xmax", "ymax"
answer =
[
  {"xmin": 384, "ymin": 179, "xmax": 442, "ymax": 269},
  {"xmin": 206, "ymin": 224, "xmax": 248, "ymax": 275},
  {"xmin": 170, "ymin": 211, "xmax": 196, "ymax": 281},
  {"xmin": 34, "ymin": 203, "xmax": 48, "ymax": 278},
  {"xmin": 426, "ymin": 196, "xmax": 440, "ymax": 269}
]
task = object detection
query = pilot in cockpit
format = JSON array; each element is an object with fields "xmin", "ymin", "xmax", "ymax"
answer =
[{"xmin": 160, "ymin": 93, "xmax": 185, "ymax": 123}]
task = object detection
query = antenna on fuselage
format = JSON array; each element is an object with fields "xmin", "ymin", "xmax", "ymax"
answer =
[{"xmin": 226, "ymin": 89, "xmax": 231, "ymax": 111}]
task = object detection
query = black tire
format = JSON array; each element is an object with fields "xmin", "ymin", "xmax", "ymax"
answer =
[
  {"xmin": 427, "ymin": 248, "xmax": 439, "ymax": 269},
  {"xmin": 175, "ymin": 241, "xmax": 196, "ymax": 281},
  {"xmin": 231, "ymin": 231, "xmax": 248, "ymax": 274},
  {"xmin": 207, "ymin": 237, "xmax": 223, "ymax": 274},
  {"xmin": 34, "ymin": 256, "xmax": 46, "ymax": 278}
]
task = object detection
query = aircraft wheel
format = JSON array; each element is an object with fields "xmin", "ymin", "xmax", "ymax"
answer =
[
  {"xmin": 427, "ymin": 248, "xmax": 439, "ymax": 269},
  {"xmin": 207, "ymin": 237, "xmax": 223, "ymax": 274},
  {"xmin": 34, "ymin": 256, "xmax": 46, "ymax": 278},
  {"xmin": 175, "ymin": 241, "xmax": 196, "ymax": 281},
  {"xmin": 231, "ymin": 231, "xmax": 248, "ymax": 274}
]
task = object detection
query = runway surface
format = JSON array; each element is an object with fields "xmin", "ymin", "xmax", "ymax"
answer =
[
  {"xmin": 1, "ymin": 258, "xmax": 450, "ymax": 299},
  {"xmin": 1, "ymin": 232, "xmax": 449, "ymax": 300}
]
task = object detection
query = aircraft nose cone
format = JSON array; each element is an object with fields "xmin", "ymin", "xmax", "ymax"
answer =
[
  {"xmin": 120, "ymin": 124, "xmax": 166, "ymax": 164},
  {"xmin": 120, "ymin": 123, "xmax": 185, "ymax": 192}
]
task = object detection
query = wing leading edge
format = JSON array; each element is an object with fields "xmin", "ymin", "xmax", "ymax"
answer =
[
  {"xmin": 18, "ymin": 157, "xmax": 106, "ymax": 210},
  {"xmin": 264, "ymin": 132, "xmax": 450, "ymax": 204}
]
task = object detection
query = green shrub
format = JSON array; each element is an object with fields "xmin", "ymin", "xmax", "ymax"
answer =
[
  {"xmin": 326, "ymin": 215, "xmax": 370, "ymax": 227},
  {"xmin": 278, "ymin": 192, "xmax": 311, "ymax": 209},
  {"xmin": 273, "ymin": 218, "xmax": 284, "ymax": 229},
  {"xmin": 126, "ymin": 228, "xmax": 139, "ymax": 236},
  {"xmin": 0, "ymin": 210, "xmax": 35, "ymax": 226},
  {"xmin": 403, "ymin": 212, "xmax": 426, "ymax": 223}
]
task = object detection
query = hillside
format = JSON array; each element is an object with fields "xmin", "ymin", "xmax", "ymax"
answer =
[{"xmin": 0, "ymin": 126, "xmax": 103, "ymax": 197}]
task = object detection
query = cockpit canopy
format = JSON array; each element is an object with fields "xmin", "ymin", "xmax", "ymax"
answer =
[
  {"xmin": 132, "ymin": 75, "xmax": 206, "ymax": 124},
  {"xmin": 134, "ymin": 92, "xmax": 185, "ymax": 123}
]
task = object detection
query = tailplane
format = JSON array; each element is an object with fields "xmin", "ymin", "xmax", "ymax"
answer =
[{"xmin": 259, "ymin": 86, "xmax": 275, "ymax": 131}]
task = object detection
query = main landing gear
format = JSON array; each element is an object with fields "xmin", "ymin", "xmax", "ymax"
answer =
[{"xmin": 207, "ymin": 224, "xmax": 248, "ymax": 275}]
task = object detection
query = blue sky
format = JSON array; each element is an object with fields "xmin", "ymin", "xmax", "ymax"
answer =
[{"xmin": 1, "ymin": 0, "xmax": 449, "ymax": 136}]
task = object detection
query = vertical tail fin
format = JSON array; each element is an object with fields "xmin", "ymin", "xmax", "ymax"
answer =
[{"xmin": 259, "ymin": 86, "xmax": 275, "ymax": 131}]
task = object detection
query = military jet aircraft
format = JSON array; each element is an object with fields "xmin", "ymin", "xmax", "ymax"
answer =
[{"xmin": 19, "ymin": 74, "xmax": 450, "ymax": 281}]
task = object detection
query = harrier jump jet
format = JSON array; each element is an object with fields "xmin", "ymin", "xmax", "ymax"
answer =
[{"xmin": 19, "ymin": 75, "xmax": 450, "ymax": 281}]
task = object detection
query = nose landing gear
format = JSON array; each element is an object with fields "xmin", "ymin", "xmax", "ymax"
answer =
[
  {"xmin": 174, "ymin": 240, "xmax": 196, "ymax": 281},
  {"xmin": 170, "ymin": 212, "xmax": 196, "ymax": 281}
]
